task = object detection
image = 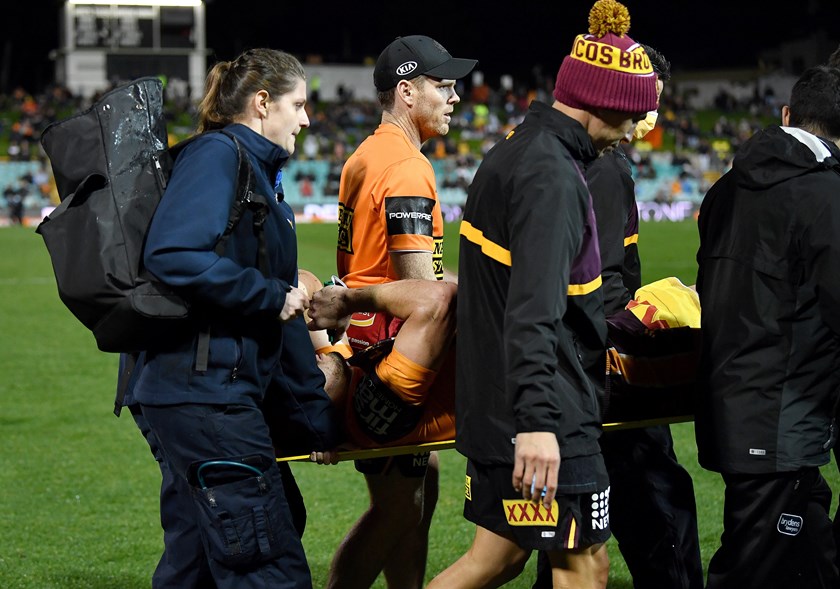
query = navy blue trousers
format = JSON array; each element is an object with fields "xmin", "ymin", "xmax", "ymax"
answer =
[
  {"xmin": 139, "ymin": 403, "xmax": 312, "ymax": 589},
  {"xmin": 133, "ymin": 407, "xmax": 216, "ymax": 588}
]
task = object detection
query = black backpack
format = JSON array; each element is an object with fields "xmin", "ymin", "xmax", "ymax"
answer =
[{"xmin": 37, "ymin": 77, "xmax": 269, "ymax": 356}]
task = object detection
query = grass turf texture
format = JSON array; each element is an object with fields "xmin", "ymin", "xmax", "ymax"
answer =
[{"xmin": 1, "ymin": 220, "xmax": 837, "ymax": 588}]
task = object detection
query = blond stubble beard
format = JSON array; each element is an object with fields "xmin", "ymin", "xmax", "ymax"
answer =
[{"xmin": 414, "ymin": 88, "xmax": 451, "ymax": 140}]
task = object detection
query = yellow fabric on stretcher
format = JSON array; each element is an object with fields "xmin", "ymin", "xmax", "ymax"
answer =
[
  {"xmin": 603, "ymin": 276, "xmax": 701, "ymax": 425},
  {"xmin": 626, "ymin": 277, "xmax": 701, "ymax": 330},
  {"xmin": 608, "ymin": 276, "xmax": 701, "ymax": 387}
]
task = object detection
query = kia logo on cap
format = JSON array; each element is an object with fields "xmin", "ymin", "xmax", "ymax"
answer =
[{"xmin": 396, "ymin": 61, "xmax": 418, "ymax": 76}]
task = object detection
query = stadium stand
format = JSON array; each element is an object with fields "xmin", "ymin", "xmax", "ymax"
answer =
[{"xmin": 0, "ymin": 77, "xmax": 780, "ymax": 224}]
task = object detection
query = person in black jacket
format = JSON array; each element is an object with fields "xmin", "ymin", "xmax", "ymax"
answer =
[
  {"xmin": 532, "ymin": 43, "xmax": 704, "ymax": 589},
  {"xmin": 426, "ymin": 1, "xmax": 658, "ymax": 587},
  {"xmin": 583, "ymin": 44, "xmax": 702, "ymax": 588},
  {"xmin": 826, "ymin": 46, "xmax": 840, "ymax": 574},
  {"xmin": 696, "ymin": 65, "xmax": 840, "ymax": 589}
]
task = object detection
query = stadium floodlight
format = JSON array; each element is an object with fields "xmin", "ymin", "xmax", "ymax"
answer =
[{"xmin": 67, "ymin": 0, "xmax": 202, "ymax": 6}]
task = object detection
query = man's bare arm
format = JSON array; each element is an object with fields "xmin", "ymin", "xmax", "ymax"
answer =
[
  {"xmin": 391, "ymin": 251, "xmax": 435, "ymax": 280},
  {"xmin": 309, "ymin": 280, "xmax": 456, "ymax": 371}
]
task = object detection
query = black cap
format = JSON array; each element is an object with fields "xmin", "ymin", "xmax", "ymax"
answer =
[{"xmin": 373, "ymin": 35, "xmax": 478, "ymax": 92}]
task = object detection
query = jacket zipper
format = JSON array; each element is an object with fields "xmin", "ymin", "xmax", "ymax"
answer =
[{"xmin": 231, "ymin": 337, "xmax": 243, "ymax": 382}]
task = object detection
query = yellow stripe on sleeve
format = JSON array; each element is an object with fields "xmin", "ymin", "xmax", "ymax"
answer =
[
  {"xmin": 567, "ymin": 275, "xmax": 602, "ymax": 296},
  {"xmin": 624, "ymin": 234, "xmax": 639, "ymax": 247},
  {"xmin": 461, "ymin": 220, "xmax": 602, "ymax": 296},
  {"xmin": 460, "ymin": 221, "xmax": 512, "ymax": 267}
]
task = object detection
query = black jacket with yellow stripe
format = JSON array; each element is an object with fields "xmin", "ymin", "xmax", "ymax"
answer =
[
  {"xmin": 588, "ymin": 147, "xmax": 641, "ymax": 315},
  {"xmin": 455, "ymin": 101, "xmax": 606, "ymax": 465}
]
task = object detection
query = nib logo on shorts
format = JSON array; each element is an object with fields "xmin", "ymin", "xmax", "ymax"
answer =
[
  {"xmin": 590, "ymin": 487, "xmax": 610, "ymax": 530},
  {"xmin": 777, "ymin": 513, "xmax": 803, "ymax": 536},
  {"xmin": 502, "ymin": 500, "xmax": 558, "ymax": 526}
]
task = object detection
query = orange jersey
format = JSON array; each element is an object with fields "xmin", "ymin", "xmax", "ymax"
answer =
[
  {"xmin": 337, "ymin": 124, "xmax": 444, "ymax": 287},
  {"xmin": 345, "ymin": 346, "xmax": 456, "ymax": 448}
]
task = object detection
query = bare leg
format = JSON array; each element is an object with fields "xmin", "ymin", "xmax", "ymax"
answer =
[
  {"xmin": 426, "ymin": 526, "xmax": 531, "ymax": 589},
  {"xmin": 382, "ymin": 451, "xmax": 439, "ymax": 589},
  {"xmin": 326, "ymin": 469, "xmax": 427, "ymax": 589},
  {"xmin": 548, "ymin": 543, "xmax": 609, "ymax": 589}
]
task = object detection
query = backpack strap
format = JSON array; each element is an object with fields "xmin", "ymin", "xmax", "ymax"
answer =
[
  {"xmin": 114, "ymin": 352, "xmax": 139, "ymax": 417},
  {"xmin": 215, "ymin": 130, "xmax": 271, "ymax": 274},
  {"xmin": 194, "ymin": 130, "xmax": 272, "ymax": 372},
  {"xmin": 169, "ymin": 130, "xmax": 271, "ymax": 272}
]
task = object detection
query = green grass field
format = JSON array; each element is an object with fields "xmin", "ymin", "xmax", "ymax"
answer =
[{"xmin": 0, "ymin": 220, "xmax": 837, "ymax": 588}]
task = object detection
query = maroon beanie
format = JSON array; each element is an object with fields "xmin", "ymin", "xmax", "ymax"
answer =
[{"xmin": 554, "ymin": 0, "xmax": 658, "ymax": 113}]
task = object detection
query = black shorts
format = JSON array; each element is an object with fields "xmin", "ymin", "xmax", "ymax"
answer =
[
  {"xmin": 463, "ymin": 455, "xmax": 611, "ymax": 551},
  {"xmin": 354, "ymin": 452, "xmax": 431, "ymax": 477}
]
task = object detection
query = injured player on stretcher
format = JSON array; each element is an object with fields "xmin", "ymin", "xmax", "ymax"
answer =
[
  {"xmin": 300, "ymin": 269, "xmax": 458, "ymax": 455},
  {"xmin": 296, "ymin": 269, "xmax": 701, "ymax": 460}
]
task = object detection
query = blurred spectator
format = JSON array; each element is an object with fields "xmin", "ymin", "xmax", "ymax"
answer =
[
  {"xmin": 302, "ymin": 134, "xmax": 319, "ymax": 159},
  {"xmin": 3, "ymin": 181, "xmax": 25, "ymax": 225},
  {"xmin": 295, "ymin": 172, "xmax": 315, "ymax": 198},
  {"xmin": 323, "ymin": 157, "xmax": 343, "ymax": 196}
]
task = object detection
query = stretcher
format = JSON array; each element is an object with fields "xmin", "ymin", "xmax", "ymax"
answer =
[
  {"xmin": 277, "ymin": 414, "xmax": 694, "ymax": 463},
  {"xmin": 279, "ymin": 278, "xmax": 701, "ymax": 464}
]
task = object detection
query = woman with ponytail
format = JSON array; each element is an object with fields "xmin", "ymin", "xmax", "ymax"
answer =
[{"xmin": 132, "ymin": 48, "xmax": 338, "ymax": 589}]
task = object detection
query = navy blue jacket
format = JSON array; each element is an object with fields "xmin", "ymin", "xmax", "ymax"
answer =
[{"xmin": 132, "ymin": 124, "xmax": 337, "ymax": 448}]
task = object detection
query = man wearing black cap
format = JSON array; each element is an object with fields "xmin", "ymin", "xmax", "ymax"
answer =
[{"xmin": 331, "ymin": 34, "xmax": 476, "ymax": 589}]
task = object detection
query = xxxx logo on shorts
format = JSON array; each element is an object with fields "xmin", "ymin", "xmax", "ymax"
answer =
[{"xmin": 502, "ymin": 500, "xmax": 559, "ymax": 526}]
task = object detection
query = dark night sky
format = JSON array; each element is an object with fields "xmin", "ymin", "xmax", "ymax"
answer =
[{"xmin": 1, "ymin": 0, "xmax": 836, "ymax": 94}]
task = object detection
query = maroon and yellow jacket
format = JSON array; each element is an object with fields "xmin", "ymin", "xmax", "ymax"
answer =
[{"xmin": 456, "ymin": 101, "xmax": 606, "ymax": 464}]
